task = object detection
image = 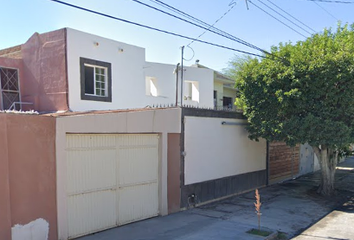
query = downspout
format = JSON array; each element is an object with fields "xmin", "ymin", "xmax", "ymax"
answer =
[{"xmin": 175, "ymin": 63, "xmax": 180, "ymax": 106}]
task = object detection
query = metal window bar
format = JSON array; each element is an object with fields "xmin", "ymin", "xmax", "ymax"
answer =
[
  {"xmin": 8, "ymin": 102, "xmax": 33, "ymax": 111},
  {"xmin": 0, "ymin": 67, "xmax": 21, "ymax": 110}
]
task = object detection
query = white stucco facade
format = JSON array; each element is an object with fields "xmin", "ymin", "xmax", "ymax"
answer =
[
  {"xmin": 66, "ymin": 28, "xmax": 215, "ymax": 111},
  {"xmin": 184, "ymin": 116, "xmax": 267, "ymax": 185},
  {"xmin": 144, "ymin": 62, "xmax": 214, "ymax": 108}
]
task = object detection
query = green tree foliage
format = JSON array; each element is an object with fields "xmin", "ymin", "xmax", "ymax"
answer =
[{"xmin": 228, "ymin": 24, "xmax": 354, "ymax": 195}]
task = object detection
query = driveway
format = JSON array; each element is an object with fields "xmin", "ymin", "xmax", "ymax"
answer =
[{"xmin": 77, "ymin": 157, "xmax": 354, "ymax": 240}]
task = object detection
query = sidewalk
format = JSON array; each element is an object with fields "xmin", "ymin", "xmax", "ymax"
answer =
[
  {"xmin": 77, "ymin": 157, "xmax": 354, "ymax": 240},
  {"xmin": 292, "ymin": 156, "xmax": 354, "ymax": 240}
]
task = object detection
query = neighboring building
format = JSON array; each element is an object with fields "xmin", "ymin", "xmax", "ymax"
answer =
[
  {"xmin": 0, "ymin": 28, "xmax": 236, "ymax": 113},
  {"xmin": 191, "ymin": 61, "xmax": 238, "ymax": 111}
]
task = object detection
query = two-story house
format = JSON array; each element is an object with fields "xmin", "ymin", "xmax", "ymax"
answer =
[{"xmin": 0, "ymin": 28, "xmax": 237, "ymax": 113}]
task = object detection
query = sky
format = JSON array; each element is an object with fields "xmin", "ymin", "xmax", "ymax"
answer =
[{"xmin": 1, "ymin": 0, "xmax": 354, "ymax": 71}]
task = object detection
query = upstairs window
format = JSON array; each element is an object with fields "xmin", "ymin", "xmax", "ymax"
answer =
[
  {"xmin": 145, "ymin": 77, "xmax": 158, "ymax": 97},
  {"xmin": 0, "ymin": 67, "xmax": 20, "ymax": 110},
  {"xmin": 184, "ymin": 80, "xmax": 199, "ymax": 102},
  {"xmin": 80, "ymin": 57, "xmax": 112, "ymax": 102}
]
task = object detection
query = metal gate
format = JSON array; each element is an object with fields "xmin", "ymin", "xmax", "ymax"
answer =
[{"xmin": 66, "ymin": 134, "xmax": 159, "ymax": 239}]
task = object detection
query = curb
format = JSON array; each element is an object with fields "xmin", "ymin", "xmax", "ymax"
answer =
[{"xmin": 264, "ymin": 231, "xmax": 278, "ymax": 240}]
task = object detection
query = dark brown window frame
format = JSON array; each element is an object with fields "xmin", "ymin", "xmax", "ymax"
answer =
[{"xmin": 80, "ymin": 57, "xmax": 112, "ymax": 102}]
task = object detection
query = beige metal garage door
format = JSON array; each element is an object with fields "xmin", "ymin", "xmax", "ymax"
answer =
[{"xmin": 66, "ymin": 134, "xmax": 159, "ymax": 239}]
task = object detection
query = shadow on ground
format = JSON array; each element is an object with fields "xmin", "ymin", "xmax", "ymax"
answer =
[{"xmin": 77, "ymin": 157, "xmax": 354, "ymax": 240}]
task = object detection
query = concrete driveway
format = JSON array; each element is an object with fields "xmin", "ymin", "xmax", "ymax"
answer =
[{"xmin": 77, "ymin": 157, "xmax": 354, "ymax": 240}]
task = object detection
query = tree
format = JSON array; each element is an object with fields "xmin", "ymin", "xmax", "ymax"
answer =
[{"xmin": 227, "ymin": 24, "xmax": 354, "ymax": 196}]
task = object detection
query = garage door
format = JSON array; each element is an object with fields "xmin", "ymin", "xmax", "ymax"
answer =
[{"xmin": 66, "ymin": 134, "xmax": 159, "ymax": 239}]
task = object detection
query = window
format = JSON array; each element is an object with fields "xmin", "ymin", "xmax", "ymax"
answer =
[
  {"xmin": 145, "ymin": 77, "xmax": 158, "ymax": 96},
  {"xmin": 80, "ymin": 57, "xmax": 112, "ymax": 102},
  {"xmin": 184, "ymin": 81, "xmax": 199, "ymax": 102},
  {"xmin": 213, "ymin": 90, "xmax": 217, "ymax": 108},
  {"xmin": 223, "ymin": 97, "xmax": 233, "ymax": 109},
  {"xmin": 0, "ymin": 67, "xmax": 20, "ymax": 110}
]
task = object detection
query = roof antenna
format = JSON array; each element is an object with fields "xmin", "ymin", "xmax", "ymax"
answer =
[{"xmin": 245, "ymin": 0, "xmax": 249, "ymax": 10}]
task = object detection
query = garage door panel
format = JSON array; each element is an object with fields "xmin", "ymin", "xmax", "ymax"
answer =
[
  {"xmin": 67, "ymin": 134, "xmax": 116, "ymax": 148},
  {"xmin": 119, "ymin": 147, "xmax": 158, "ymax": 185},
  {"xmin": 67, "ymin": 149, "xmax": 116, "ymax": 195},
  {"xmin": 68, "ymin": 190, "xmax": 116, "ymax": 238},
  {"xmin": 66, "ymin": 134, "xmax": 159, "ymax": 239},
  {"xmin": 117, "ymin": 134, "xmax": 158, "ymax": 147},
  {"xmin": 118, "ymin": 183, "xmax": 159, "ymax": 225}
]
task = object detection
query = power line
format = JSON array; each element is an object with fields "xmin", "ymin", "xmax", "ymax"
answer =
[
  {"xmin": 307, "ymin": 0, "xmax": 354, "ymax": 3},
  {"xmin": 264, "ymin": 0, "xmax": 316, "ymax": 33},
  {"xmin": 49, "ymin": 0, "xmax": 265, "ymax": 58},
  {"xmin": 132, "ymin": 0, "xmax": 268, "ymax": 54},
  {"xmin": 187, "ymin": 2, "xmax": 237, "ymax": 47},
  {"xmin": 313, "ymin": 2, "xmax": 339, "ymax": 20},
  {"xmin": 249, "ymin": 0, "xmax": 308, "ymax": 38},
  {"xmin": 256, "ymin": 0, "xmax": 313, "ymax": 35},
  {"xmin": 147, "ymin": 0, "xmax": 272, "ymax": 55}
]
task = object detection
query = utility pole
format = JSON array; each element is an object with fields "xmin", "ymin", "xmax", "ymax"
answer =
[
  {"xmin": 175, "ymin": 63, "xmax": 180, "ymax": 106},
  {"xmin": 180, "ymin": 46, "xmax": 185, "ymax": 106}
]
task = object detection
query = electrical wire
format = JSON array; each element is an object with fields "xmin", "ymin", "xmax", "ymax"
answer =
[
  {"xmin": 49, "ymin": 0, "xmax": 265, "ymax": 58},
  {"xmin": 313, "ymin": 2, "xmax": 339, "ymax": 20},
  {"xmin": 183, "ymin": 45, "xmax": 195, "ymax": 61},
  {"xmin": 147, "ymin": 0, "xmax": 270, "ymax": 54},
  {"xmin": 264, "ymin": 0, "xmax": 316, "ymax": 33},
  {"xmin": 131, "ymin": 0, "xmax": 268, "ymax": 55},
  {"xmin": 307, "ymin": 0, "xmax": 354, "ymax": 3},
  {"xmin": 249, "ymin": 0, "xmax": 308, "ymax": 38},
  {"xmin": 187, "ymin": 2, "xmax": 237, "ymax": 47},
  {"xmin": 256, "ymin": 0, "xmax": 313, "ymax": 35}
]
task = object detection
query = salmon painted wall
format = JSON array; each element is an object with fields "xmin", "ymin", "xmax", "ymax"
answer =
[
  {"xmin": 0, "ymin": 113, "xmax": 57, "ymax": 240},
  {"xmin": 0, "ymin": 115, "xmax": 11, "ymax": 240},
  {"xmin": 167, "ymin": 133, "xmax": 181, "ymax": 213},
  {"xmin": 20, "ymin": 29, "xmax": 68, "ymax": 112},
  {"xmin": 0, "ymin": 57, "xmax": 24, "ymax": 110}
]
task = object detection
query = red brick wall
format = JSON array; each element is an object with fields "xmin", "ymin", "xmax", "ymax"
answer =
[{"xmin": 269, "ymin": 142, "xmax": 300, "ymax": 183}]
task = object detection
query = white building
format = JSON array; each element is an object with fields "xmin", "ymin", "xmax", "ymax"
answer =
[{"xmin": 66, "ymin": 28, "xmax": 236, "ymax": 112}]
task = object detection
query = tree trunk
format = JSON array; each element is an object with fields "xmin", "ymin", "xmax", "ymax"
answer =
[{"xmin": 313, "ymin": 146, "xmax": 338, "ymax": 196}]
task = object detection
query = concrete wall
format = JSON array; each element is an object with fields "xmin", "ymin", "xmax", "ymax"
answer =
[
  {"xmin": 20, "ymin": 29, "xmax": 68, "ymax": 112},
  {"xmin": 184, "ymin": 116, "xmax": 266, "ymax": 185},
  {"xmin": 0, "ymin": 57, "xmax": 24, "ymax": 110},
  {"xmin": 269, "ymin": 142, "xmax": 300, "ymax": 183},
  {"xmin": 0, "ymin": 113, "xmax": 57, "ymax": 240},
  {"xmin": 179, "ymin": 109, "xmax": 267, "ymax": 207},
  {"xmin": 56, "ymin": 108, "xmax": 181, "ymax": 240}
]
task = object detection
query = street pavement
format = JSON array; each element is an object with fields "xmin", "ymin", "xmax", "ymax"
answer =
[{"xmin": 77, "ymin": 157, "xmax": 354, "ymax": 240}]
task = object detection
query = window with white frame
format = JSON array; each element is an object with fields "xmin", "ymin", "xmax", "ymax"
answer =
[
  {"xmin": 80, "ymin": 57, "xmax": 112, "ymax": 102},
  {"xmin": 145, "ymin": 77, "xmax": 158, "ymax": 97}
]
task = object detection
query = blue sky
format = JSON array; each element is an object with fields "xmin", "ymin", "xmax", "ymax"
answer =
[{"xmin": 1, "ymin": 0, "xmax": 354, "ymax": 71}]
